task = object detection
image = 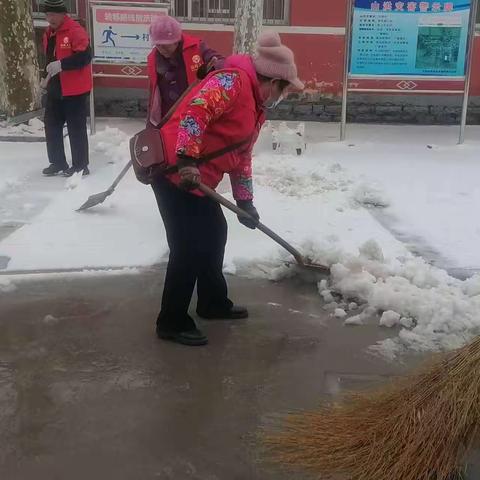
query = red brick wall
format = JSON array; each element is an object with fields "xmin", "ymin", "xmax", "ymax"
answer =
[{"xmin": 50, "ymin": 0, "xmax": 480, "ymax": 97}]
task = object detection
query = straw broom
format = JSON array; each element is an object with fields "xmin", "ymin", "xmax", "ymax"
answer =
[{"xmin": 264, "ymin": 336, "xmax": 480, "ymax": 480}]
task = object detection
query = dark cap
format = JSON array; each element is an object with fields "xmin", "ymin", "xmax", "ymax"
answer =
[{"xmin": 42, "ymin": 0, "xmax": 68, "ymax": 13}]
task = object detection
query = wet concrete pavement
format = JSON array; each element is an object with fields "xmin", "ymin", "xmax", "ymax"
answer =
[{"xmin": 0, "ymin": 269, "xmax": 441, "ymax": 479}]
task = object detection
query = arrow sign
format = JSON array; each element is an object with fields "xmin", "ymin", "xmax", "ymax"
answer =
[{"xmin": 121, "ymin": 35, "xmax": 140, "ymax": 39}]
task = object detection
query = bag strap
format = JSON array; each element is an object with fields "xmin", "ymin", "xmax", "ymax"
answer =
[
  {"xmin": 154, "ymin": 80, "xmax": 200, "ymax": 130},
  {"xmin": 163, "ymin": 134, "xmax": 253, "ymax": 175}
]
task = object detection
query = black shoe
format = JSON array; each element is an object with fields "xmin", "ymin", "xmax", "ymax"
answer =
[
  {"xmin": 63, "ymin": 166, "xmax": 90, "ymax": 177},
  {"xmin": 197, "ymin": 305, "xmax": 249, "ymax": 320},
  {"xmin": 156, "ymin": 328, "xmax": 208, "ymax": 346},
  {"xmin": 42, "ymin": 164, "xmax": 67, "ymax": 176}
]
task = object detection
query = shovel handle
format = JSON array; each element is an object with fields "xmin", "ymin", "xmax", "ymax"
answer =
[
  {"xmin": 110, "ymin": 160, "xmax": 133, "ymax": 190},
  {"xmin": 197, "ymin": 183, "xmax": 307, "ymax": 266}
]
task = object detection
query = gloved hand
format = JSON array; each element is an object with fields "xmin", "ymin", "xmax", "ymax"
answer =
[
  {"xmin": 46, "ymin": 60, "xmax": 62, "ymax": 77},
  {"xmin": 196, "ymin": 57, "xmax": 218, "ymax": 80},
  {"xmin": 179, "ymin": 165, "xmax": 201, "ymax": 190},
  {"xmin": 236, "ymin": 200, "xmax": 259, "ymax": 229},
  {"xmin": 39, "ymin": 77, "xmax": 49, "ymax": 95}
]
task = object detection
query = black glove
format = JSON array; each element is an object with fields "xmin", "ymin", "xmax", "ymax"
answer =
[
  {"xmin": 196, "ymin": 57, "xmax": 218, "ymax": 80},
  {"xmin": 236, "ymin": 200, "xmax": 259, "ymax": 230},
  {"xmin": 196, "ymin": 63, "xmax": 210, "ymax": 80}
]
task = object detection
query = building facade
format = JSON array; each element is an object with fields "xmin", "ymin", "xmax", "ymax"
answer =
[{"xmin": 32, "ymin": 0, "xmax": 480, "ymax": 123}]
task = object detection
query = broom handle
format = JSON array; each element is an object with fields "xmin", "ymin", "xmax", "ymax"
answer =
[{"xmin": 197, "ymin": 183, "xmax": 306, "ymax": 266}]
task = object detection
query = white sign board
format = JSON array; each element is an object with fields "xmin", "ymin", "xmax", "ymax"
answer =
[{"xmin": 91, "ymin": 4, "xmax": 169, "ymax": 64}]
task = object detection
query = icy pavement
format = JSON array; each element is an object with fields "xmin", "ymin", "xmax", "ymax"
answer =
[
  {"xmin": 0, "ymin": 270, "xmax": 417, "ymax": 480},
  {"xmin": 1, "ymin": 270, "xmax": 480, "ymax": 480},
  {"xmin": 1, "ymin": 120, "xmax": 480, "ymax": 356}
]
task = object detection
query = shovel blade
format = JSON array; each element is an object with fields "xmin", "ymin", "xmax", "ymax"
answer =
[
  {"xmin": 297, "ymin": 263, "xmax": 330, "ymax": 274},
  {"xmin": 285, "ymin": 260, "xmax": 330, "ymax": 275},
  {"xmin": 301, "ymin": 263, "xmax": 330, "ymax": 274},
  {"xmin": 77, "ymin": 190, "xmax": 112, "ymax": 211}
]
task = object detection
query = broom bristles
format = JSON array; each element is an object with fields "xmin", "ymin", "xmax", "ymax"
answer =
[{"xmin": 264, "ymin": 336, "xmax": 480, "ymax": 480}]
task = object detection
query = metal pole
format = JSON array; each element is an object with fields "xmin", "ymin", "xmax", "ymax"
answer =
[
  {"xmin": 89, "ymin": 85, "xmax": 96, "ymax": 136},
  {"xmin": 86, "ymin": 0, "xmax": 96, "ymax": 135},
  {"xmin": 340, "ymin": 0, "xmax": 354, "ymax": 141},
  {"xmin": 459, "ymin": 0, "xmax": 478, "ymax": 144}
]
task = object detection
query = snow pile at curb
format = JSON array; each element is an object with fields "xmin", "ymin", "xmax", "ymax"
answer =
[
  {"xmin": 271, "ymin": 238, "xmax": 480, "ymax": 358},
  {"xmin": 91, "ymin": 127, "xmax": 130, "ymax": 160},
  {"xmin": 0, "ymin": 118, "xmax": 45, "ymax": 137}
]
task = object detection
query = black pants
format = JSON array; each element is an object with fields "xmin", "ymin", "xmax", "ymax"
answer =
[
  {"xmin": 152, "ymin": 176, "xmax": 233, "ymax": 332},
  {"xmin": 44, "ymin": 93, "xmax": 89, "ymax": 170}
]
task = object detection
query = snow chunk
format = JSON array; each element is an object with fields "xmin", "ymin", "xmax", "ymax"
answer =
[
  {"xmin": 318, "ymin": 279, "xmax": 329, "ymax": 291},
  {"xmin": 400, "ymin": 317, "xmax": 414, "ymax": 328},
  {"xmin": 344, "ymin": 306, "xmax": 377, "ymax": 326},
  {"xmin": 359, "ymin": 239, "xmax": 385, "ymax": 263},
  {"xmin": 380, "ymin": 310, "xmax": 401, "ymax": 328},
  {"xmin": 65, "ymin": 172, "xmax": 83, "ymax": 190},
  {"xmin": 344, "ymin": 314, "xmax": 364, "ymax": 326},
  {"xmin": 320, "ymin": 289, "xmax": 334, "ymax": 303},
  {"xmin": 43, "ymin": 314, "xmax": 59, "ymax": 325},
  {"xmin": 28, "ymin": 117, "xmax": 45, "ymax": 132},
  {"xmin": 0, "ymin": 278, "xmax": 16, "ymax": 293},
  {"xmin": 323, "ymin": 301, "xmax": 339, "ymax": 311},
  {"xmin": 334, "ymin": 308, "xmax": 347, "ymax": 318}
]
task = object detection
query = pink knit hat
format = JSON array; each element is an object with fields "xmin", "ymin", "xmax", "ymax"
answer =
[
  {"xmin": 150, "ymin": 15, "xmax": 182, "ymax": 45},
  {"xmin": 254, "ymin": 32, "xmax": 304, "ymax": 90}
]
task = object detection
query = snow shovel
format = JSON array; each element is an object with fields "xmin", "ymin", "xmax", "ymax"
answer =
[
  {"xmin": 77, "ymin": 160, "xmax": 132, "ymax": 211},
  {"xmin": 197, "ymin": 183, "xmax": 330, "ymax": 274}
]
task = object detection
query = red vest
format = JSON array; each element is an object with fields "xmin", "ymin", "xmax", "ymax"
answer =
[
  {"xmin": 43, "ymin": 15, "xmax": 92, "ymax": 97},
  {"xmin": 147, "ymin": 34, "xmax": 203, "ymax": 117},
  {"xmin": 160, "ymin": 66, "xmax": 266, "ymax": 194}
]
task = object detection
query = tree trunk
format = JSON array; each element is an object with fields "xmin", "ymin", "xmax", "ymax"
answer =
[
  {"xmin": 0, "ymin": 0, "xmax": 40, "ymax": 118},
  {"xmin": 233, "ymin": 0, "xmax": 264, "ymax": 55}
]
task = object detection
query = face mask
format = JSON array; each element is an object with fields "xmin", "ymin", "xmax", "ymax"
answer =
[{"xmin": 264, "ymin": 93, "xmax": 284, "ymax": 110}]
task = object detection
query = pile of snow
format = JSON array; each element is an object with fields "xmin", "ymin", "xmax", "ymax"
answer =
[
  {"xmin": 253, "ymin": 152, "xmax": 354, "ymax": 198},
  {"xmin": 0, "ymin": 118, "xmax": 45, "ymax": 137},
  {"xmin": 230, "ymin": 229, "xmax": 480, "ymax": 357},
  {"xmin": 91, "ymin": 126, "xmax": 129, "ymax": 157},
  {"xmin": 284, "ymin": 238, "xmax": 480, "ymax": 358}
]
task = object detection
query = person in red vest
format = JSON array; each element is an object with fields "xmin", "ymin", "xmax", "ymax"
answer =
[
  {"xmin": 152, "ymin": 32, "xmax": 304, "ymax": 346},
  {"xmin": 41, "ymin": 0, "xmax": 92, "ymax": 177},
  {"xmin": 147, "ymin": 15, "xmax": 223, "ymax": 126}
]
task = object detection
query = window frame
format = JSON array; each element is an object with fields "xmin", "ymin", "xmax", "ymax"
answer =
[{"xmin": 173, "ymin": 0, "xmax": 290, "ymax": 26}]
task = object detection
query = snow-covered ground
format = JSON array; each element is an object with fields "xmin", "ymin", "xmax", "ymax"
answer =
[{"xmin": 1, "ymin": 119, "xmax": 480, "ymax": 357}]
